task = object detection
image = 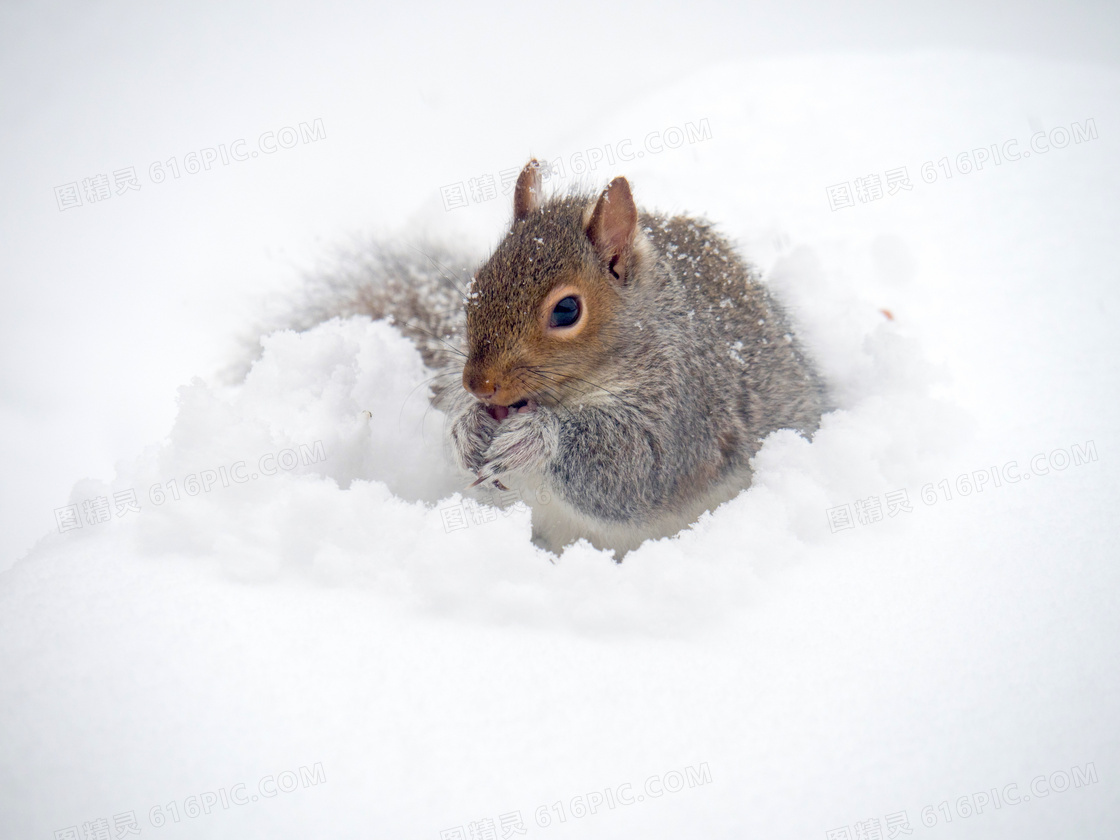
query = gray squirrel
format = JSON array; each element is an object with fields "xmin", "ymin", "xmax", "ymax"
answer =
[{"xmin": 295, "ymin": 160, "xmax": 826, "ymax": 558}]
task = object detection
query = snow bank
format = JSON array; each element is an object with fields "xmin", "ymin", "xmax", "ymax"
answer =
[{"xmin": 46, "ymin": 240, "xmax": 961, "ymax": 635}]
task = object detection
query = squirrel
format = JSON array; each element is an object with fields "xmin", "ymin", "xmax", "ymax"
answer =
[{"xmin": 292, "ymin": 159, "xmax": 826, "ymax": 558}]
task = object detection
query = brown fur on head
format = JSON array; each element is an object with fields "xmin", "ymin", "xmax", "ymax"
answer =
[{"xmin": 461, "ymin": 160, "xmax": 639, "ymax": 409}]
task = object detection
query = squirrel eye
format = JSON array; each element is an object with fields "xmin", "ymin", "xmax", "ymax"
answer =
[{"xmin": 549, "ymin": 295, "xmax": 581, "ymax": 329}]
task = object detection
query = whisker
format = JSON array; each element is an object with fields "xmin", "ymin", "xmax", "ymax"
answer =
[
  {"xmin": 389, "ymin": 318, "xmax": 468, "ymax": 369},
  {"xmin": 524, "ymin": 364, "xmax": 646, "ymax": 416},
  {"xmin": 397, "ymin": 370, "xmax": 463, "ymax": 433},
  {"xmin": 410, "ymin": 244, "xmax": 474, "ymax": 300}
]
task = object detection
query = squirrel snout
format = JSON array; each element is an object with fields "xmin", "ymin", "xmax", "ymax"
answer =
[
  {"xmin": 463, "ymin": 364, "xmax": 529, "ymax": 408},
  {"xmin": 463, "ymin": 366, "xmax": 499, "ymax": 401}
]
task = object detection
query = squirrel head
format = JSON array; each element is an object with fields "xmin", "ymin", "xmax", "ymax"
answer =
[{"xmin": 462, "ymin": 159, "xmax": 643, "ymax": 413}]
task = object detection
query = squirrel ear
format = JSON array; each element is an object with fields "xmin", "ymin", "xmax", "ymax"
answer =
[
  {"xmin": 512, "ymin": 159, "xmax": 542, "ymax": 223},
  {"xmin": 586, "ymin": 177, "xmax": 637, "ymax": 283}
]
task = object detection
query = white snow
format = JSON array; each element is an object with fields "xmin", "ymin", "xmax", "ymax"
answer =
[{"xmin": 2, "ymin": 5, "xmax": 1119, "ymax": 840}]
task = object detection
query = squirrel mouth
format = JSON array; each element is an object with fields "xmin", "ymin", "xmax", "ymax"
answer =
[{"xmin": 488, "ymin": 398, "xmax": 535, "ymax": 422}]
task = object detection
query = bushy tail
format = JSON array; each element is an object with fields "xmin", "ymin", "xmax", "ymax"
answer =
[{"xmin": 229, "ymin": 237, "xmax": 476, "ymax": 383}]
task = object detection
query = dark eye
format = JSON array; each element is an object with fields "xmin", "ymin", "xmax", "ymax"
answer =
[{"xmin": 549, "ymin": 295, "xmax": 581, "ymax": 328}]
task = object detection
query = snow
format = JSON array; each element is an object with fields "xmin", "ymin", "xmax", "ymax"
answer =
[{"xmin": 3, "ymin": 4, "xmax": 1120, "ymax": 839}]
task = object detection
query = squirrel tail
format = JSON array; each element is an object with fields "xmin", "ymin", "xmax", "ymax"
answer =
[{"xmin": 227, "ymin": 238, "xmax": 475, "ymax": 383}]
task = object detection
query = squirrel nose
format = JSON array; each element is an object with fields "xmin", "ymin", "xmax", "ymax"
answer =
[{"xmin": 463, "ymin": 368, "xmax": 499, "ymax": 401}]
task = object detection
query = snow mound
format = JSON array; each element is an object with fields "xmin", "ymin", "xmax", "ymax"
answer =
[{"xmin": 58, "ymin": 252, "xmax": 962, "ymax": 635}]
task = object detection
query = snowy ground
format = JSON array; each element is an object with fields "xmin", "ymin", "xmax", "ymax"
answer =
[{"xmin": 3, "ymin": 3, "xmax": 1119, "ymax": 839}]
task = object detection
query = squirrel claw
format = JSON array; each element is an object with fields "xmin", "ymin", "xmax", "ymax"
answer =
[{"xmin": 467, "ymin": 475, "xmax": 509, "ymax": 491}]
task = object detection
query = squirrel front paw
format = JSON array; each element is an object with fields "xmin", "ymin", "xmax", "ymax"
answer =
[
  {"xmin": 448, "ymin": 400, "xmax": 499, "ymax": 474},
  {"xmin": 475, "ymin": 408, "xmax": 560, "ymax": 487}
]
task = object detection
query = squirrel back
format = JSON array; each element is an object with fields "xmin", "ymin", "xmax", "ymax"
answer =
[{"xmin": 247, "ymin": 239, "xmax": 472, "ymax": 376}]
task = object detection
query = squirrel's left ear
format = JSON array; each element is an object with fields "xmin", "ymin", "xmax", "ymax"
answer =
[
  {"xmin": 512, "ymin": 160, "xmax": 542, "ymax": 224},
  {"xmin": 586, "ymin": 177, "xmax": 637, "ymax": 283}
]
